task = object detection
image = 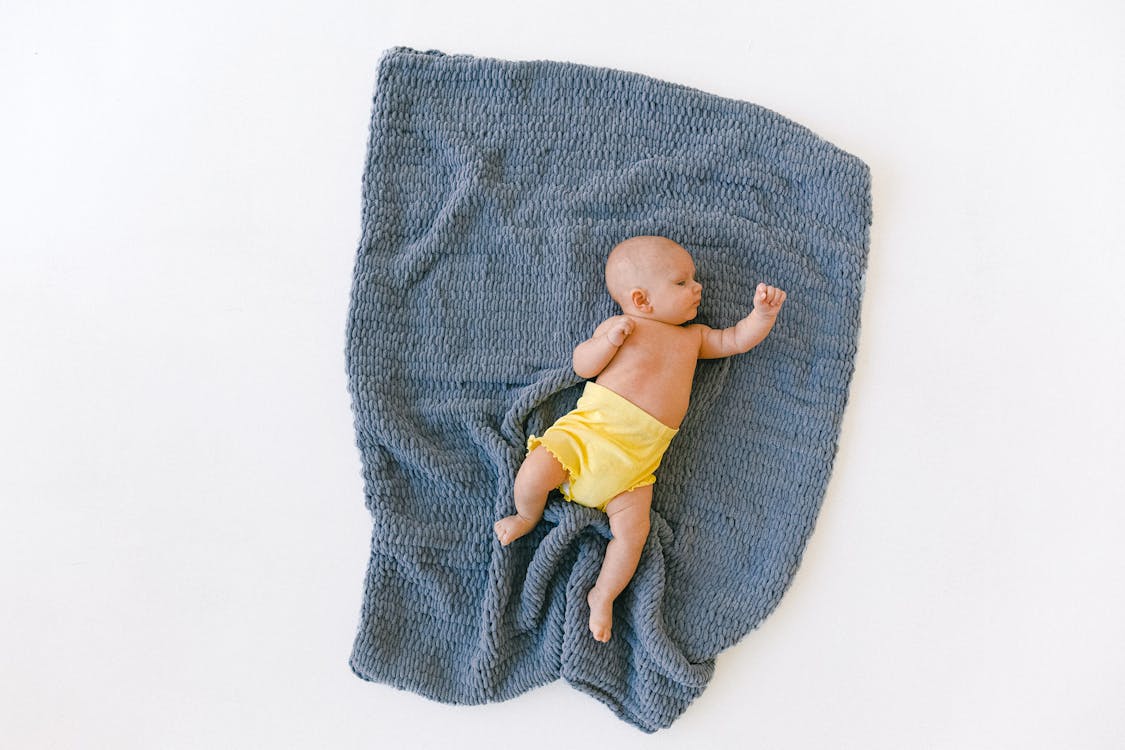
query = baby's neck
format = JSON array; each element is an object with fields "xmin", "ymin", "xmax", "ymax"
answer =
[{"xmin": 623, "ymin": 312, "xmax": 689, "ymax": 328}]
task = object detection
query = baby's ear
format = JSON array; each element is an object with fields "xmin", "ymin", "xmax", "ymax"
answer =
[{"xmin": 629, "ymin": 288, "xmax": 650, "ymax": 312}]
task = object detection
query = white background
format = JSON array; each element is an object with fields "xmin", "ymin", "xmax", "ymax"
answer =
[{"xmin": 2, "ymin": 1, "xmax": 1123, "ymax": 748}]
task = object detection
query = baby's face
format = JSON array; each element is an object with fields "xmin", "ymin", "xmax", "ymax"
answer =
[{"xmin": 638, "ymin": 246, "xmax": 703, "ymax": 324}]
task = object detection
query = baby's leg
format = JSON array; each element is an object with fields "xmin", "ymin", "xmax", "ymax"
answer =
[
  {"xmin": 494, "ymin": 446, "xmax": 568, "ymax": 546},
  {"xmin": 587, "ymin": 484, "xmax": 653, "ymax": 642}
]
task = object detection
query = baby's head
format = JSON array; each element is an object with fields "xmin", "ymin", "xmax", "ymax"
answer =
[{"xmin": 605, "ymin": 236, "xmax": 703, "ymax": 325}]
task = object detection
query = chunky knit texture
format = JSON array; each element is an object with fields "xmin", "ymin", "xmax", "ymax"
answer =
[{"xmin": 346, "ymin": 47, "xmax": 872, "ymax": 732}]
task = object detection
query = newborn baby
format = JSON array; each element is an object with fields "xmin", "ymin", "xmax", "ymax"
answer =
[{"xmin": 494, "ymin": 235, "xmax": 787, "ymax": 642}]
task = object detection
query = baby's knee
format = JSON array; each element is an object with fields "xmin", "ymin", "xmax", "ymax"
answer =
[{"xmin": 609, "ymin": 510, "xmax": 650, "ymax": 545}]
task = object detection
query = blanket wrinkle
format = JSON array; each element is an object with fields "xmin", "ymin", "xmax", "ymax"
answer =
[
  {"xmin": 500, "ymin": 368, "xmax": 583, "ymax": 446},
  {"xmin": 347, "ymin": 46, "xmax": 871, "ymax": 732},
  {"xmin": 517, "ymin": 503, "xmax": 609, "ymax": 632}
]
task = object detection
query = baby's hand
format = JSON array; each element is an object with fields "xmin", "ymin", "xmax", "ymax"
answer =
[
  {"xmin": 753, "ymin": 283, "xmax": 787, "ymax": 317},
  {"xmin": 606, "ymin": 316, "xmax": 635, "ymax": 347}
]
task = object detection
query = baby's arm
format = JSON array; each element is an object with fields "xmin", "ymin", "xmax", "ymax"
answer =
[
  {"xmin": 695, "ymin": 283, "xmax": 787, "ymax": 359},
  {"xmin": 572, "ymin": 316, "xmax": 634, "ymax": 378}
]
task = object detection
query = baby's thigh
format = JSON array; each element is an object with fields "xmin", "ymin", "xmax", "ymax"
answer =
[{"xmin": 516, "ymin": 445, "xmax": 568, "ymax": 491}]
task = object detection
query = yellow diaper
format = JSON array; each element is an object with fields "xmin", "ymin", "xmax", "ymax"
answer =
[{"xmin": 527, "ymin": 381, "xmax": 679, "ymax": 511}]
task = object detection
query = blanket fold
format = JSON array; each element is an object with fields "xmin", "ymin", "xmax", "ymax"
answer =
[{"xmin": 346, "ymin": 47, "xmax": 871, "ymax": 731}]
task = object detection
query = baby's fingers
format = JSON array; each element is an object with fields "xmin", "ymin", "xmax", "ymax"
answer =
[
  {"xmin": 608, "ymin": 319, "xmax": 634, "ymax": 346},
  {"xmin": 755, "ymin": 284, "xmax": 787, "ymax": 310}
]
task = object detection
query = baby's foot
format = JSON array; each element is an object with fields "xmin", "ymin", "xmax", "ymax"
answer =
[
  {"xmin": 587, "ymin": 587, "xmax": 613, "ymax": 642},
  {"xmin": 493, "ymin": 514, "xmax": 537, "ymax": 546}
]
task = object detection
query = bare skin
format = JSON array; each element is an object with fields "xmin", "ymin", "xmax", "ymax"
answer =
[{"xmin": 494, "ymin": 235, "xmax": 787, "ymax": 642}]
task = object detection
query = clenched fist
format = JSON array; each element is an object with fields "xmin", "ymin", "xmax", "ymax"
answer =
[
  {"xmin": 752, "ymin": 283, "xmax": 787, "ymax": 318},
  {"xmin": 606, "ymin": 315, "xmax": 636, "ymax": 347}
]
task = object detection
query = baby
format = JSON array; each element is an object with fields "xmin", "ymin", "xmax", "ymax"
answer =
[{"xmin": 494, "ymin": 235, "xmax": 787, "ymax": 642}]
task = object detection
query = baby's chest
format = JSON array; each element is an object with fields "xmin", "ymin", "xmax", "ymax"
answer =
[{"xmin": 627, "ymin": 326, "xmax": 699, "ymax": 365}]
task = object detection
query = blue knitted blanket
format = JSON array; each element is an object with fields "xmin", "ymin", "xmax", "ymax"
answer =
[{"xmin": 346, "ymin": 47, "xmax": 871, "ymax": 732}]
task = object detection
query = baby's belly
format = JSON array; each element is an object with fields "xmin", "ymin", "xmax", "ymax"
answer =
[{"xmin": 593, "ymin": 369, "xmax": 694, "ymax": 429}]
